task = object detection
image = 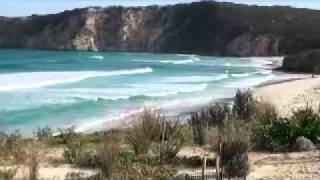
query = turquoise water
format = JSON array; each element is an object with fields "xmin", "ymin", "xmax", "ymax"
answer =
[{"xmin": 0, "ymin": 49, "xmax": 273, "ymax": 133}]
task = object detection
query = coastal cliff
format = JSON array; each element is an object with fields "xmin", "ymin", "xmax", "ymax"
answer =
[
  {"xmin": 1, "ymin": 2, "xmax": 320, "ymax": 56},
  {"xmin": 282, "ymin": 49, "xmax": 320, "ymax": 73}
]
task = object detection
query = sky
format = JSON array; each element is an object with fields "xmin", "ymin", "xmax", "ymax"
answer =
[{"xmin": 0, "ymin": 0, "xmax": 319, "ymax": 17}]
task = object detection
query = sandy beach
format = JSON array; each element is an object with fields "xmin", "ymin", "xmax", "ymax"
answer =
[{"xmin": 254, "ymin": 76, "xmax": 320, "ymax": 117}]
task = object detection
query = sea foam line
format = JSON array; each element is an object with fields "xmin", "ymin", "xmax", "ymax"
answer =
[
  {"xmin": 0, "ymin": 67, "xmax": 153, "ymax": 91},
  {"xmin": 89, "ymin": 55, "xmax": 104, "ymax": 60}
]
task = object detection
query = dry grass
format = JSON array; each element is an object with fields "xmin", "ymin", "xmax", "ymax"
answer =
[
  {"xmin": 221, "ymin": 120, "xmax": 250, "ymax": 178},
  {"xmin": 127, "ymin": 108, "xmax": 163, "ymax": 155},
  {"xmin": 97, "ymin": 134, "xmax": 121, "ymax": 178},
  {"xmin": 24, "ymin": 140, "xmax": 43, "ymax": 180}
]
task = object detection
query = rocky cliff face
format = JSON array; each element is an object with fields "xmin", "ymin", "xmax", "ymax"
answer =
[
  {"xmin": 282, "ymin": 49, "xmax": 320, "ymax": 73},
  {"xmin": 1, "ymin": 2, "xmax": 320, "ymax": 56}
]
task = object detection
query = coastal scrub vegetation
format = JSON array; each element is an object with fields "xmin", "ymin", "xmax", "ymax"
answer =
[{"xmin": 1, "ymin": 90, "xmax": 320, "ymax": 179}]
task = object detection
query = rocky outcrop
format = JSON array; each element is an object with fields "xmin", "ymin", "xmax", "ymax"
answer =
[
  {"xmin": 1, "ymin": 2, "xmax": 320, "ymax": 56},
  {"xmin": 226, "ymin": 34, "xmax": 280, "ymax": 56},
  {"xmin": 282, "ymin": 49, "xmax": 320, "ymax": 73}
]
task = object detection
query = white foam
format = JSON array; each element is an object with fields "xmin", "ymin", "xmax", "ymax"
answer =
[
  {"xmin": 0, "ymin": 68, "xmax": 153, "ymax": 91},
  {"xmin": 74, "ymin": 107, "xmax": 146, "ymax": 132},
  {"xmin": 160, "ymin": 59, "xmax": 195, "ymax": 64},
  {"xmin": 243, "ymin": 56, "xmax": 284, "ymax": 67},
  {"xmin": 89, "ymin": 55, "xmax": 104, "ymax": 60},
  {"xmin": 231, "ymin": 73, "xmax": 251, "ymax": 78},
  {"xmin": 224, "ymin": 62, "xmax": 232, "ymax": 67},
  {"xmin": 162, "ymin": 75, "xmax": 228, "ymax": 83},
  {"xmin": 257, "ymin": 69, "xmax": 273, "ymax": 75},
  {"xmin": 227, "ymin": 74, "xmax": 274, "ymax": 88},
  {"xmin": 133, "ymin": 55, "xmax": 201, "ymax": 65},
  {"xmin": 128, "ymin": 83, "xmax": 208, "ymax": 97}
]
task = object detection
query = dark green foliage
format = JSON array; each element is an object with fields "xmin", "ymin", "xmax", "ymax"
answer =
[
  {"xmin": 283, "ymin": 49, "xmax": 320, "ymax": 73},
  {"xmin": 254, "ymin": 106, "xmax": 320, "ymax": 151},
  {"xmin": 233, "ymin": 89, "xmax": 257, "ymax": 121},
  {"xmin": 291, "ymin": 106, "xmax": 320, "ymax": 144}
]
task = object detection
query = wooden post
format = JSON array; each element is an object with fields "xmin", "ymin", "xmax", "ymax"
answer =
[
  {"xmin": 160, "ymin": 116, "xmax": 166, "ymax": 164},
  {"xmin": 216, "ymin": 136, "xmax": 221, "ymax": 180},
  {"xmin": 202, "ymin": 154, "xmax": 207, "ymax": 180}
]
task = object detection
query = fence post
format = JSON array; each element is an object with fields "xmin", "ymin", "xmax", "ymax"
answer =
[
  {"xmin": 202, "ymin": 154, "xmax": 207, "ymax": 180},
  {"xmin": 216, "ymin": 135, "xmax": 223, "ymax": 180}
]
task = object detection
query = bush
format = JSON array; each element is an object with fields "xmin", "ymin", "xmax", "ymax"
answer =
[
  {"xmin": 0, "ymin": 167, "xmax": 18, "ymax": 180},
  {"xmin": 76, "ymin": 151, "xmax": 99, "ymax": 168},
  {"xmin": 0, "ymin": 131, "xmax": 25, "ymax": 163},
  {"xmin": 254, "ymin": 105, "xmax": 320, "ymax": 151},
  {"xmin": 63, "ymin": 138, "xmax": 85, "ymax": 165},
  {"xmin": 190, "ymin": 110, "xmax": 207, "ymax": 146},
  {"xmin": 208, "ymin": 103, "xmax": 232, "ymax": 127},
  {"xmin": 233, "ymin": 89, "xmax": 257, "ymax": 121},
  {"xmin": 127, "ymin": 108, "xmax": 162, "ymax": 155},
  {"xmin": 160, "ymin": 123, "xmax": 193, "ymax": 163},
  {"xmin": 291, "ymin": 106, "xmax": 320, "ymax": 144},
  {"xmin": 34, "ymin": 126, "xmax": 52, "ymax": 141},
  {"xmin": 220, "ymin": 120, "xmax": 250, "ymax": 179},
  {"xmin": 97, "ymin": 134, "xmax": 120, "ymax": 178},
  {"xmin": 190, "ymin": 103, "xmax": 231, "ymax": 145},
  {"xmin": 62, "ymin": 133, "xmax": 86, "ymax": 165}
]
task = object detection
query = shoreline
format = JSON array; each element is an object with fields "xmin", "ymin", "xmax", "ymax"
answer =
[
  {"xmin": 254, "ymin": 75, "xmax": 320, "ymax": 117},
  {"xmin": 9, "ymin": 56, "xmax": 319, "ymax": 135},
  {"xmin": 52, "ymin": 57, "xmax": 316, "ymax": 134}
]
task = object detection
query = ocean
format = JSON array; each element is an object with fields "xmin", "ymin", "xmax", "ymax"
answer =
[{"xmin": 0, "ymin": 49, "xmax": 274, "ymax": 133}]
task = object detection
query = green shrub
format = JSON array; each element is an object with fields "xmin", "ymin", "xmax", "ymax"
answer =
[
  {"xmin": 291, "ymin": 106, "xmax": 320, "ymax": 144},
  {"xmin": 254, "ymin": 105, "xmax": 320, "ymax": 151}
]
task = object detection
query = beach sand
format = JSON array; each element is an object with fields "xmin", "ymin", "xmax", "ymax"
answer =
[{"xmin": 254, "ymin": 76, "xmax": 320, "ymax": 117}]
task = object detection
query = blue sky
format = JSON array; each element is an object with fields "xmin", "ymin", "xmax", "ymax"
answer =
[{"xmin": 0, "ymin": 0, "xmax": 319, "ymax": 17}]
